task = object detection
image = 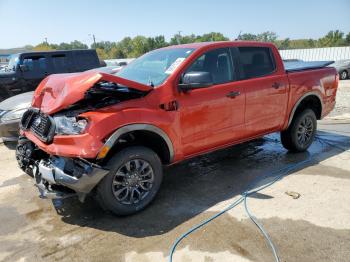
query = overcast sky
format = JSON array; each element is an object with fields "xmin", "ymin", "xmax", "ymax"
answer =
[{"xmin": 0, "ymin": 0, "xmax": 349, "ymax": 48}]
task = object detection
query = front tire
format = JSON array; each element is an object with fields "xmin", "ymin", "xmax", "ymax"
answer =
[
  {"xmin": 96, "ymin": 146, "xmax": 163, "ymax": 216},
  {"xmin": 16, "ymin": 137, "xmax": 36, "ymax": 177},
  {"xmin": 281, "ymin": 109, "xmax": 317, "ymax": 152}
]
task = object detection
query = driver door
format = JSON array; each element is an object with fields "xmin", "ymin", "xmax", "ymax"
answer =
[{"xmin": 177, "ymin": 48, "xmax": 245, "ymax": 157}]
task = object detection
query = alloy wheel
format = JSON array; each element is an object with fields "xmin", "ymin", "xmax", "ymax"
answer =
[
  {"xmin": 296, "ymin": 116, "xmax": 314, "ymax": 147},
  {"xmin": 341, "ymin": 71, "xmax": 348, "ymax": 80},
  {"xmin": 111, "ymin": 159, "xmax": 154, "ymax": 205}
]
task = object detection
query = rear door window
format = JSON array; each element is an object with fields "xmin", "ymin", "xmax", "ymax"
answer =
[{"xmin": 238, "ymin": 47, "xmax": 275, "ymax": 79}]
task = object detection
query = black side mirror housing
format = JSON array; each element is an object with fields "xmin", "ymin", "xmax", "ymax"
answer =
[
  {"xmin": 179, "ymin": 71, "xmax": 213, "ymax": 91},
  {"xmin": 19, "ymin": 64, "xmax": 29, "ymax": 72}
]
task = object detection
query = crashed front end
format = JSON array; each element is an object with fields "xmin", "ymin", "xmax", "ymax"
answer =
[
  {"xmin": 17, "ymin": 108, "xmax": 109, "ymax": 201},
  {"xmin": 16, "ymin": 71, "xmax": 151, "ymax": 201}
]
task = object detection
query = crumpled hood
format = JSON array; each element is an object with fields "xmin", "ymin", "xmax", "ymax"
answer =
[{"xmin": 32, "ymin": 71, "xmax": 152, "ymax": 114}]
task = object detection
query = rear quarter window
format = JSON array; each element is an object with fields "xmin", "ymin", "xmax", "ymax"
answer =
[
  {"xmin": 74, "ymin": 52, "xmax": 99, "ymax": 71},
  {"xmin": 238, "ymin": 47, "xmax": 276, "ymax": 79}
]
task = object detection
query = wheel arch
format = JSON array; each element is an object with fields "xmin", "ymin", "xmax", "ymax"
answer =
[
  {"xmin": 97, "ymin": 124, "xmax": 174, "ymax": 165},
  {"xmin": 287, "ymin": 92, "xmax": 323, "ymax": 128}
]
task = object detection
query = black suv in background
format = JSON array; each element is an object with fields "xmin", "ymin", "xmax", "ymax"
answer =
[{"xmin": 0, "ymin": 49, "xmax": 102, "ymax": 101}]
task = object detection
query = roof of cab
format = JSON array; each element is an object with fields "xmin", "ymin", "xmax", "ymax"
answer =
[{"xmin": 163, "ymin": 41, "xmax": 276, "ymax": 49}]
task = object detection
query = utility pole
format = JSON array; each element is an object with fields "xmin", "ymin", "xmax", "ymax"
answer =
[
  {"xmin": 89, "ymin": 34, "xmax": 96, "ymax": 48},
  {"xmin": 176, "ymin": 31, "xmax": 182, "ymax": 45},
  {"xmin": 44, "ymin": 37, "xmax": 48, "ymax": 45},
  {"xmin": 236, "ymin": 31, "xmax": 242, "ymax": 41}
]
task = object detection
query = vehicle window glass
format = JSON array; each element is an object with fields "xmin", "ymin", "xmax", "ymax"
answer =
[
  {"xmin": 238, "ymin": 47, "xmax": 275, "ymax": 79},
  {"xmin": 7, "ymin": 54, "xmax": 19, "ymax": 71},
  {"xmin": 52, "ymin": 54, "xmax": 67, "ymax": 71},
  {"xmin": 185, "ymin": 48, "xmax": 235, "ymax": 84},
  {"xmin": 75, "ymin": 52, "xmax": 97, "ymax": 70},
  {"xmin": 117, "ymin": 48, "xmax": 195, "ymax": 86},
  {"xmin": 22, "ymin": 56, "xmax": 47, "ymax": 71}
]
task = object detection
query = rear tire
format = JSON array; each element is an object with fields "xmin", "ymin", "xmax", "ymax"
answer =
[
  {"xmin": 96, "ymin": 146, "xmax": 163, "ymax": 216},
  {"xmin": 281, "ymin": 109, "xmax": 317, "ymax": 152},
  {"xmin": 340, "ymin": 71, "xmax": 348, "ymax": 80}
]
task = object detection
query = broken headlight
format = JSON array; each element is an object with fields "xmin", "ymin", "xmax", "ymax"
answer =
[{"xmin": 53, "ymin": 116, "xmax": 88, "ymax": 135}]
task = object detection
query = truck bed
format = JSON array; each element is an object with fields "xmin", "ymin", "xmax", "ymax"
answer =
[{"xmin": 284, "ymin": 61, "xmax": 334, "ymax": 72}]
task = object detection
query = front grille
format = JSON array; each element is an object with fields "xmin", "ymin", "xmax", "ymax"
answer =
[
  {"xmin": 21, "ymin": 108, "xmax": 55, "ymax": 143},
  {"xmin": 31, "ymin": 113, "xmax": 51, "ymax": 138}
]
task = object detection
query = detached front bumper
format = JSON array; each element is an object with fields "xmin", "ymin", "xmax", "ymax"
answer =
[{"xmin": 33, "ymin": 156, "xmax": 109, "ymax": 200}]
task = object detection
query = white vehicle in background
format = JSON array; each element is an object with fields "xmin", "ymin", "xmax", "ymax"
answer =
[
  {"xmin": 0, "ymin": 65, "xmax": 8, "ymax": 71},
  {"xmin": 330, "ymin": 59, "xmax": 350, "ymax": 80},
  {"xmin": 104, "ymin": 58, "xmax": 135, "ymax": 68}
]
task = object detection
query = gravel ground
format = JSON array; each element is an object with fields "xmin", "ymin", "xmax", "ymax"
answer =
[
  {"xmin": 328, "ymin": 80, "xmax": 350, "ymax": 118},
  {"xmin": 0, "ymin": 80, "xmax": 349, "ymax": 262}
]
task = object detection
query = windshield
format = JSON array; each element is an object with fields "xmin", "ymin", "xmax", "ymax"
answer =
[
  {"xmin": 117, "ymin": 48, "xmax": 195, "ymax": 86},
  {"xmin": 7, "ymin": 54, "xmax": 19, "ymax": 71}
]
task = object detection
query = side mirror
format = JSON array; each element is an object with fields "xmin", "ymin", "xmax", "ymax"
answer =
[
  {"xmin": 179, "ymin": 71, "xmax": 213, "ymax": 91},
  {"xmin": 19, "ymin": 64, "xmax": 29, "ymax": 72}
]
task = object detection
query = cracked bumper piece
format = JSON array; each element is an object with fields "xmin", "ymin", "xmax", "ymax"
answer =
[{"xmin": 34, "ymin": 156, "xmax": 109, "ymax": 199}]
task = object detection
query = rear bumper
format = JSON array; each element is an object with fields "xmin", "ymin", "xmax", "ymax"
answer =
[
  {"xmin": 0, "ymin": 119, "xmax": 20, "ymax": 141},
  {"xmin": 33, "ymin": 156, "xmax": 109, "ymax": 200}
]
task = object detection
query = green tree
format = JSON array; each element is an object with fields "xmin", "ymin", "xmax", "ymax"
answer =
[
  {"xmin": 116, "ymin": 37, "xmax": 133, "ymax": 58},
  {"xmin": 198, "ymin": 32, "xmax": 229, "ymax": 42},
  {"xmin": 147, "ymin": 35, "xmax": 168, "ymax": 50},
  {"xmin": 237, "ymin": 33, "xmax": 257, "ymax": 41},
  {"xmin": 318, "ymin": 30, "xmax": 344, "ymax": 47},
  {"xmin": 95, "ymin": 48, "xmax": 109, "ymax": 60},
  {"xmin": 58, "ymin": 41, "xmax": 88, "ymax": 50},
  {"xmin": 237, "ymin": 31, "xmax": 277, "ymax": 43},
  {"xmin": 256, "ymin": 31, "xmax": 278, "ymax": 43},
  {"xmin": 129, "ymin": 36, "xmax": 150, "ymax": 57},
  {"xmin": 109, "ymin": 46, "xmax": 126, "ymax": 59},
  {"xmin": 33, "ymin": 42, "xmax": 56, "ymax": 51},
  {"xmin": 277, "ymin": 38, "xmax": 290, "ymax": 49},
  {"xmin": 169, "ymin": 33, "xmax": 197, "ymax": 45},
  {"xmin": 69, "ymin": 40, "xmax": 88, "ymax": 49},
  {"xmin": 91, "ymin": 41, "xmax": 115, "ymax": 52},
  {"xmin": 345, "ymin": 32, "xmax": 350, "ymax": 45}
]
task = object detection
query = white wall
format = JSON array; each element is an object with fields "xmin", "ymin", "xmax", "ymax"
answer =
[{"xmin": 279, "ymin": 46, "xmax": 350, "ymax": 62}]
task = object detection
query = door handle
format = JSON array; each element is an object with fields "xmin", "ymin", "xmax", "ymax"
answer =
[
  {"xmin": 272, "ymin": 82, "xmax": 281, "ymax": 89},
  {"xmin": 226, "ymin": 91, "xmax": 240, "ymax": 98}
]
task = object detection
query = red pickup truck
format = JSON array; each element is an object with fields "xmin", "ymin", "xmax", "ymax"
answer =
[{"xmin": 16, "ymin": 41, "xmax": 338, "ymax": 215}]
